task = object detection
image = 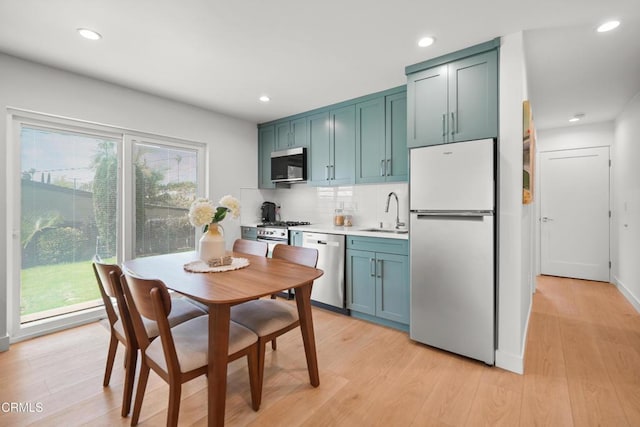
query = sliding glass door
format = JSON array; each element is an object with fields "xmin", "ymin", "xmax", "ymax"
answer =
[
  {"xmin": 130, "ymin": 138, "xmax": 201, "ymax": 258},
  {"xmin": 20, "ymin": 126, "xmax": 119, "ymax": 322},
  {"xmin": 12, "ymin": 114, "xmax": 205, "ymax": 334}
]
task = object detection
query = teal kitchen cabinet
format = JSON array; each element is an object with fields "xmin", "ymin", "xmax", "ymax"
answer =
[
  {"xmin": 346, "ymin": 236, "xmax": 409, "ymax": 329},
  {"xmin": 289, "ymin": 230, "xmax": 303, "ymax": 246},
  {"xmin": 407, "ymin": 48, "xmax": 498, "ymax": 148},
  {"xmin": 355, "ymin": 90, "xmax": 407, "ymax": 183},
  {"xmin": 308, "ymin": 105, "xmax": 355, "ymax": 186},
  {"xmin": 275, "ymin": 117, "xmax": 307, "ymax": 150},
  {"xmin": 240, "ymin": 226, "xmax": 257, "ymax": 241},
  {"xmin": 258, "ymin": 125, "xmax": 276, "ymax": 189}
]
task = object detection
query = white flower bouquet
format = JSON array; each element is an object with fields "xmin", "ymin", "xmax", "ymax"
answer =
[{"xmin": 188, "ymin": 195, "xmax": 240, "ymax": 232}]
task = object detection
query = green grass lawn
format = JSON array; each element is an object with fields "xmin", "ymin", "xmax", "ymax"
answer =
[{"xmin": 20, "ymin": 259, "xmax": 112, "ymax": 316}]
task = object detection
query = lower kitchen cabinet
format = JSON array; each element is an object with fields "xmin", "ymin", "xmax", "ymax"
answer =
[
  {"xmin": 240, "ymin": 226, "xmax": 257, "ymax": 241},
  {"xmin": 346, "ymin": 236, "xmax": 409, "ymax": 330},
  {"xmin": 289, "ymin": 230, "xmax": 303, "ymax": 246}
]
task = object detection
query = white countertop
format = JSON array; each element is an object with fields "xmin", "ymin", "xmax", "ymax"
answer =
[{"xmin": 287, "ymin": 223, "xmax": 409, "ymax": 240}]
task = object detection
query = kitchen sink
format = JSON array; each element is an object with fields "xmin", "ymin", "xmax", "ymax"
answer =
[{"xmin": 358, "ymin": 228, "xmax": 408, "ymax": 234}]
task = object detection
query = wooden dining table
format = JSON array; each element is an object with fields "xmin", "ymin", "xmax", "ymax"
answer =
[{"xmin": 123, "ymin": 250, "xmax": 324, "ymax": 426}]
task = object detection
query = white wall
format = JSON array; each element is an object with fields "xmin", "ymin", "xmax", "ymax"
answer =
[
  {"xmin": 537, "ymin": 121, "xmax": 614, "ymax": 152},
  {"xmin": 613, "ymin": 92, "xmax": 640, "ymax": 311},
  {"xmin": 0, "ymin": 53, "xmax": 258, "ymax": 350},
  {"xmin": 496, "ymin": 32, "xmax": 532, "ymax": 374}
]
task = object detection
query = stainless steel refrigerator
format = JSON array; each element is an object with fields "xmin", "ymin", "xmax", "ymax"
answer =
[{"xmin": 409, "ymin": 138, "xmax": 495, "ymax": 365}]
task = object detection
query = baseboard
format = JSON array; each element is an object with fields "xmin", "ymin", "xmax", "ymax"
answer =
[
  {"xmin": 0, "ymin": 334, "xmax": 9, "ymax": 352},
  {"xmin": 495, "ymin": 349, "xmax": 524, "ymax": 374},
  {"xmin": 495, "ymin": 299, "xmax": 531, "ymax": 375},
  {"xmin": 614, "ymin": 275, "xmax": 640, "ymax": 313}
]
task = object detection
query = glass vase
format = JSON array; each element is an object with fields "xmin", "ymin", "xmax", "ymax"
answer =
[{"xmin": 199, "ymin": 223, "xmax": 225, "ymax": 262}]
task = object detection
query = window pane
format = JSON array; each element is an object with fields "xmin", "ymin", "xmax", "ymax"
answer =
[
  {"xmin": 133, "ymin": 142, "xmax": 198, "ymax": 257},
  {"xmin": 20, "ymin": 126, "xmax": 118, "ymax": 322}
]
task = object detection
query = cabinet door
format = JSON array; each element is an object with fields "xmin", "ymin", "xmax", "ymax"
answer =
[
  {"xmin": 240, "ymin": 226, "xmax": 257, "ymax": 241},
  {"xmin": 355, "ymin": 97, "xmax": 386, "ymax": 184},
  {"xmin": 407, "ymin": 65, "xmax": 448, "ymax": 148},
  {"xmin": 375, "ymin": 252, "xmax": 409, "ymax": 324},
  {"xmin": 330, "ymin": 104, "xmax": 356, "ymax": 185},
  {"xmin": 346, "ymin": 249, "xmax": 376, "ymax": 315},
  {"xmin": 289, "ymin": 230, "xmax": 303, "ymax": 246},
  {"xmin": 275, "ymin": 121, "xmax": 291, "ymax": 150},
  {"xmin": 258, "ymin": 125, "xmax": 276, "ymax": 189},
  {"xmin": 291, "ymin": 117, "xmax": 308, "ymax": 147},
  {"xmin": 448, "ymin": 50, "xmax": 498, "ymax": 142},
  {"xmin": 385, "ymin": 91, "xmax": 408, "ymax": 182},
  {"xmin": 307, "ymin": 111, "xmax": 331, "ymax": 185}
]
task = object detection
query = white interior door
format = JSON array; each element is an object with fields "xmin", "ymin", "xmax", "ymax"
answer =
[{"xmin": 540, "ymin": 147, "xmax": 610, "ymax": 282}]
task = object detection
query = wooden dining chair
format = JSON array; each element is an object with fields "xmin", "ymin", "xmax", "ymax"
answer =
[
  {"xmin": 230, "ymin": 244, "xmax": 319, "ymax": 399},
  {"xmin": 93, "ymin": 258, "xmax": 207, "ymax": 418},
  {"xmin": 93, "ymin": 259, "xmax": 137, "ymax": 417},
  {"xmin": 233, "ymin": 238, "xmax": 268, "ymax": 257},
  {"xmin": 119, "ymin": 271, "xmax": 262, "ymax": 427}
]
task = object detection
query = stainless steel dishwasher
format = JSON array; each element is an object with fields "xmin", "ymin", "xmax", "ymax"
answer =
[{"xmin": 302, "ymin": 232, "xmax": 345, "ymax": 311}]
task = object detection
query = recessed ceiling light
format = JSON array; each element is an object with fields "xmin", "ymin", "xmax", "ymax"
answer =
[
  {"xmin": 569, "ymin": 113, "xmax": 585, "ymax": 123},
  {"xmin": 418, "ymin": 37, "xmax": 436, "ymax": 47},
  {"xmin": 77, "ymin": 28, "xmax": 102, "ymax": 40},
  {"xmin": 597, "ymin": 20, "xmax": 620, "ymax": 33},
  {"xmin": 259, "ymin": 95, "xmax": 270, "ymax": 103}
]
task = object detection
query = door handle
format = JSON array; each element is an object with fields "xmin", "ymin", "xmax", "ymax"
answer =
[
  {"xmin": 380, "ymin": 159, "xmax": 385, "ymax": 177},
  {"xmin": 377, "ymin": 259, "xmax": 383, "ymax": 278},
  {"xmin": 451, "ymin": 112, "xmax": 456, "ymax": 137},
  {"xmin": 325, "ymin": 165, "xmax": 329, "ymax": 180},
  {"xmin": 541, "ymin": 217, "xmax": 554, "ymax": 222},
  {"xmin": 386, "ymin": 159, "xmax": 391, "ymax": 176},
  {"xmin": 442, "ymin": 113, "xmax": 446, "ymax": 138},
  {"xmin": 370, "ymin": 258, "xmax": 376, "ymax": 277},
  {"xmin": 331, "ymin": 165, "xmax": 335, "ymax": 180}
]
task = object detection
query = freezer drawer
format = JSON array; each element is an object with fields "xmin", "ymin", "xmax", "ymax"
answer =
[{"xmin": 409, "ymin": 212, "xmax": 495, "ymax": 364}]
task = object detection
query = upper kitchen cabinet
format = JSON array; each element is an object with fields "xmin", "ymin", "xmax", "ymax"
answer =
[
  {"xmin": 406, "ymin": 40, "xmax": 499, "ymax": 148},
  {"xmin": 308, "ymin": 105, "xmax": 355, "ymax": 186},
  {"xmin": 355, "ymin": 89, "xmax": 408, "ymax": 184},
  {"xmin": 275, "ymin": 117, "xmax": 307, "ymax": 150},
  {"xmin": 258, "ymin": 125, "xmax": 276, "ymax": 189}
]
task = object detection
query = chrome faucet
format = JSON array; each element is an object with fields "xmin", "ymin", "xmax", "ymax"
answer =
[{"xmin": 385, "ymin": 192, "xmax": 405, "ymax": 229}]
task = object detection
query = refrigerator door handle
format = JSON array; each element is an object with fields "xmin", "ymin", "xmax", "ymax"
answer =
[{"xmin": 413, "ymin": 211, "xmax": 493, "ymax": 218}]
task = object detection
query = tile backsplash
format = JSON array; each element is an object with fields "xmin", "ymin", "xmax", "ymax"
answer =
[{"xmin": 241, "ymin": 183, "xmax": 408, "ymax": 228}]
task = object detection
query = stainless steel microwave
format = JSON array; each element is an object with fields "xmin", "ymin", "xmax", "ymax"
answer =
[{"xmin": 271, "ymin": 147, "xmax": 307, "ymax": 183}]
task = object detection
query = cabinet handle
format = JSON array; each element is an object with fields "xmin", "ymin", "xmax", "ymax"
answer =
[
  {"xmin": 325, "ymin": 165, "xmax": 330, "ymax": 180},
  {"xmin": 377, "ymin": 259, "xmax": 383, "ymax": 278},
  {"xmin": 370, "ymin": 258, "xmax": 376, "ymax": 277},
  {"xmin": 386, "ymin": 159, "xmax": 391, "ymax": 176},
  {"xmin": 380, "ymin": 160, "xmax": 385, "ymax": 177},
  {"xmin": 442, "ymin": 113, "xmax": 446, "ymax": 138},
  {"xmin": 451, "ymin": 112, "xmax": 456, "ymax": 137},
  {"xmin": 331, "ymin": 165, "xmax": 335, "ymax": 180}
]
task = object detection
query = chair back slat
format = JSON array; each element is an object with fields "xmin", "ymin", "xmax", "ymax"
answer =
[
  {"xmin": 233, "ymin": 239, "xmax": 268, "ymax": 257},
  {"xmin": 122, "ymin": 272, "xmax": 172, "ymax": 321},
  {"xmin": 93, "ymin": 258, "xmax": 121, "ymax": 299},
  {"xmin": 119, "ymin": 272, "xmax": 181, "ymax": 375},
  {"xmin": 272, "ymin": 245, "xmax": 318, "ymax": 268}
]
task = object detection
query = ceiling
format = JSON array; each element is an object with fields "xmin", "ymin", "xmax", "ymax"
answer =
[{"xmin": 0, "ymin": 0, "xmax": 638, "ymax": 130}]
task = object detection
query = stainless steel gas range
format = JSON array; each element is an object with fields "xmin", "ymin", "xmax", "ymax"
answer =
[
  {"xmin": 256, "ymin": 221, "xmax": 310, "ymax": 254},
  {"xmin": 256, "ymin": 221, "xmax": 311, "ymax": 300}
]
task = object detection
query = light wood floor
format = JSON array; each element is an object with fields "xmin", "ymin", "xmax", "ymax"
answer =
[{"xmin": 1, "ymin": 275, "xmax": 639, "ymax": 426}]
